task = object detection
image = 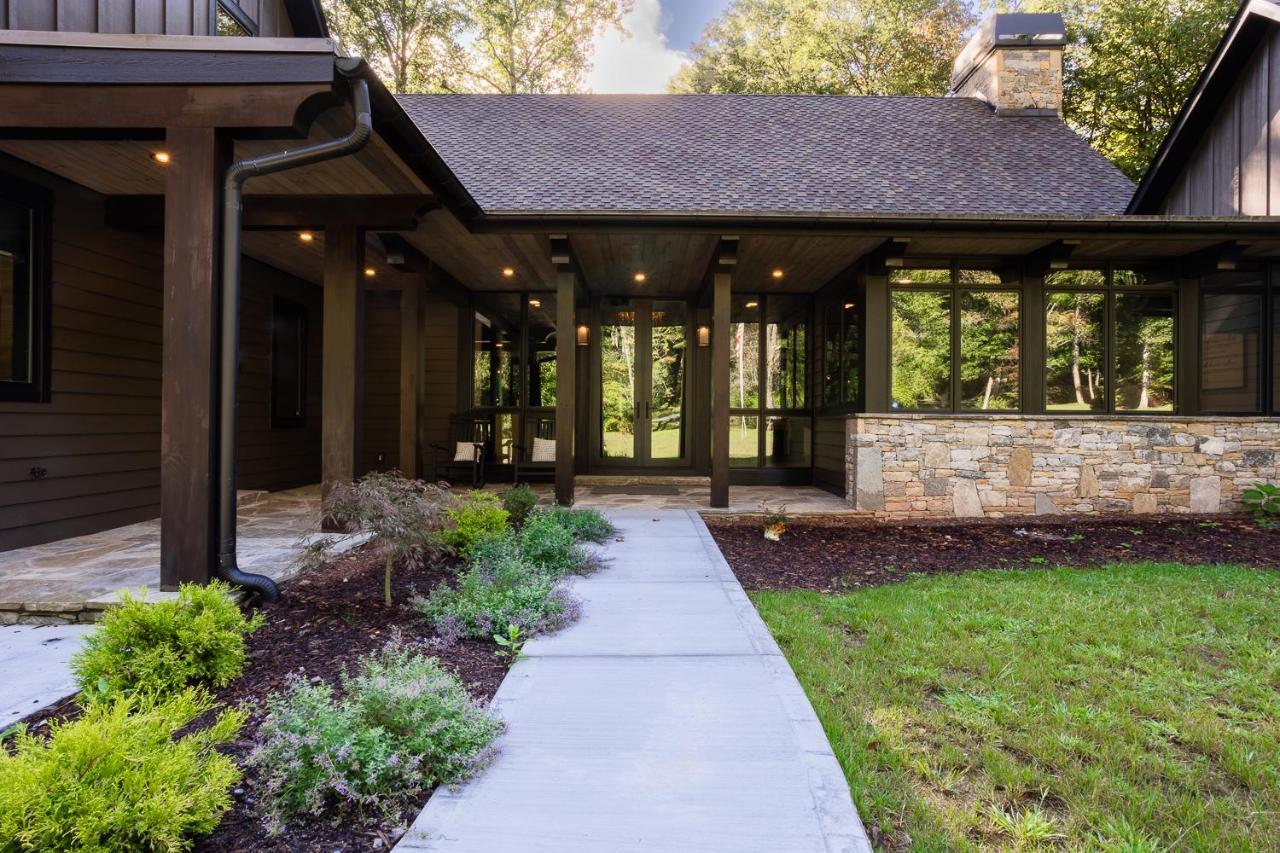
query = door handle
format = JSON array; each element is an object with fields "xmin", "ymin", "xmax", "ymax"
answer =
[{"xmin": 645, "ymin": 401, "xmax": 651, "ymax": 419}]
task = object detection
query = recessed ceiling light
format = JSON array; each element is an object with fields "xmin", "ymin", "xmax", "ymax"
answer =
[
  {"xmin": 771, "ymin": 269, "xmax": 784, "ymax": 279},
  {"xmin": 529, "ymin": 298, "xmax": 542, "ymax": 308},
  {"xmin": 298, "ymin": 231, "xmax": 314, "ymax": 243},
  {"xmin": 364, "ymin": 267, "xmax": 377, "ymax": 278},
  {"xmin": 843, "ymin": 302, "xmax": 854, "ymax": 310},
  {"xmin": 744, "ymin": 300, "xmax": 759, "ymax": 309},
  {"xmin": 502, "ymin": 267, "xmax": 515, "ymax": 277},
  {"xmin": 151, "ymin": 151, "xmax": 171, "ymax": 164},
  {"xmin": 634, "ymin": 272, "xmax": 647, "ymax": 283}
]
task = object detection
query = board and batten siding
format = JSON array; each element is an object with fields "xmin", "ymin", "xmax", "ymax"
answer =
[
  {"xmin": 0, "ymin": 0, "xmax": 294, "ymax": 37},
  {"xmin": 419, "ymin": 293, "xmax": 459, "ymax": 479},
  {"xmin": 1161, "ymin": 27, "xmax": 1280, "ymax": 215},
  {"xmin": 0, "ymin": 165, "xmax": 322, "ymax": 552}
]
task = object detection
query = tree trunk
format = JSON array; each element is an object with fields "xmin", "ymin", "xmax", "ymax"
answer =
[
  {"xmin": 1138, "ymin": 342, "xmax": 1151, "ymax": 410},
  {"xmin": 981, "ymin": 374, "xmax": 995, "ymax": 410},
  {"xmin": 385, "ymin": 554, "xmax": 394, "ymax": 607},
  {"xmin": 1071, "ymin": 304, "xmax": 1086, "ymax": 405}
]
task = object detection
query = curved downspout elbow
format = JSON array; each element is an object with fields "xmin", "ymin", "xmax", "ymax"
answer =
[{"xmin": 216, "ymin": 75, "xmax": 374, "ymax": 603}]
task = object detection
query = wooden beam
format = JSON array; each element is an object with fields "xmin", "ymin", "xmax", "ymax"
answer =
[
  {"xmin": 399, "ymin": 280, "xmax": 421, "ymax": 478},
  {"xmin": 0, "ymin": 83, "xmax": 330, "ymax": 131},
  {"xmin": 1026, "ymin": 238, "xmax": 1080, "ymax": 274},
  {"xmin": 555, "ymin": 267, "xmax": 577, "ymax": 506},
  {"xmin": 160, "ymin": 126, "xmax": 226, "ymax": 589},
  {"xmin": 106, "ymin": 194, "xmax": 438, "ymax": 232},
  {"xmin": 321, "ymin": 225, "xmax": 365, "ymax": 527},
  {"xmin": 0, "ymin": 44, "xmax": 335, "ymax": 85},
  {"xmin": 378, "ymin": 233, "xmax": 472, "ymax": 308},
  {"xmin": 710, "ymin": 268, "xmax": 732, "ymax": 508}
]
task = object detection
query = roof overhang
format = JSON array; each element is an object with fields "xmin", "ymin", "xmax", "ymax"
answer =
[{"xmin": 1127, "ymin": 0, "xmax": 1280, "ymax": 213}]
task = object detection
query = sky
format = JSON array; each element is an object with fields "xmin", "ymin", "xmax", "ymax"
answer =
[{"xmin": 585, "ymin": 0, "xmax": 732, "ymax": 93}]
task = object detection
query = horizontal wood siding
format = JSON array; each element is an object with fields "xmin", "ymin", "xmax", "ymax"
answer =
[
  {"xmin": 362, "ymin": 290, "xmax": 401, "ymax": 473},
  {"xmin": 235, "ymin": 257, "xmax": 322, "ymax": 492},
  {"xmin": 420, "ymin": 294, "xmax": 459, "ymax": 479},
  {"xmin": 0, "ymin": 163, "xmax": 323, "ymax": 552},
  {"xmin": 1, "ymin": 0, "xmax": 293, "ymax": 36},
  {"xmin": 1162, "ymin": 31, "xmax": 1280, "ymax": 215},
  {"xmin": 812, "ymin": 415, "xmax": 847, "ymax": 497}
]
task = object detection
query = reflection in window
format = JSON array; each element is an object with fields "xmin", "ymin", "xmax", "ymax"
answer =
[
  {"xmin": 729, "ymin": 415, "xmax": 759, "ymax": 467},
  {"xmin": 472, "ymin": 295, "xmax": 522, "ymax": 408},
  {"xmin": 766, "ymin": 416, "xmax": 811, "ymax": 468},
  {"xmin": 1045, "ymin": 269, "xmax": 1107, "ymax": 288},
  {"xmin": 959, "ymin": 291, "xmax": 1019, "ymax": 411},
  {"xmin": 526, "ymin": 294, "xmax": 557, "ymax": 407},
  {"xmin": 891, "ymin": 290, "xmax": 951, "ymax": 410},
  {"xmin": 650, "ymin": 301, "xmax": 687, "ymax": 463},
  {"xmin": 1045, "ymin": 292, "xmax": 1105, "ymax": 412},
  {"xmin": 730, "ymin": 296, "xmax": 760, "ymax": 408},
  {"xmin": 766, "ymin": 295, "xmax": 807, "ymax": 409},
  {"xmin": 891, "ymin": 267, "xmax": 951, "ymax": 286},
  {"xmin": 1114, "ymin": 293, "xmax": 1174, "ymax": 412},
  {"xmin": 601, "ymin": 305, "xmax": 637, "ymax": 459},
  {"xmin": 1201, "ymin": 291, "xmax": 1263, "ymax": 413},
  {"xmin": 269, "ymin": 297, "xmax": 307, "ymax": 427},
  {"xmin": 823, "ymin": 303, "xmax": 841, "ymax": 405}
]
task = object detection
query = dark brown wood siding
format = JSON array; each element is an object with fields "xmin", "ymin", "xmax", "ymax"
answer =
[
  {"xmin": 812, "ymin": 415, "xmax": 847, "ymax": 497},
  {"xmin": 0, "ymin": 1, "xmax": 295, "ymax": 37},
  {"xmin": 362, "ymin": 290, "xmax": 401, "ymax": 473},
  {"xmin": 1161, "ymin": 28, "xmax": 1280, "ymax": 215},
  {"xmin": 420, "ymin": 293, "xmax": 459, "ymax": 478},
  {"xmin": 236, "ymin": 258, "xmax": 322, "ymax": 492},
  {"xmin": 0, "ymin": 164, "xmax": 322, "ymax": 552}
]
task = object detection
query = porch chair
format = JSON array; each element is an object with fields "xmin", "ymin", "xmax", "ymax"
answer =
[
  {"xmin": 512, "ymin": 413, "xmax": 557, "ymax": 484},
  {"xmin": 430, "ymin": 413, "xmax": 493, "ymax": 488}
]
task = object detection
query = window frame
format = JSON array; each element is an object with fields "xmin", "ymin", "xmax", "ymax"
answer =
[
  {"xmin": 888, "ymin": 260, "xmax": 1023, "ymax": 415},
  {"xmin": 729, "ymin": 293, "xmax": 813, "ymax": 469},
  {"xmin": 0, "ymin": 173, "xmax": 52, "ymax": 405},
  {"xmin": 1198, "ymin": 268, "xmax": 1270, "ymax": 416},
  {"xmin": 1041, "ymin": 262, "xmax": 1179, "ymax": 417},
  {"xmin": 269, "ymin": 296, "xmax": 308, "ymax": 429}
]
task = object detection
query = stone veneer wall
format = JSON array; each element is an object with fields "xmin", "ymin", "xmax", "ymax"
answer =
[{"xmin": 847, "ymin": 414, "xmax": 1280, "ymax": 519}]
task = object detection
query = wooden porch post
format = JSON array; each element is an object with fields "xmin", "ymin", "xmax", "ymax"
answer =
[
  {"xmin": 322, "ymin": 225, "xmax": 365, "ymax": 526},
  {"xmin": 160, "ymin": 126, "xmax": 226, "ymax": 589},
  {"xmin": 555, "ymin": 267, "xmax": 576, "ymax": 505},
  {"xmin": 710, "ymin": 269, "xmax": 732, "ymax": 508},
  {"xmin": 399, "ymin": 280, "xmax": 421, "ymax": 477}
]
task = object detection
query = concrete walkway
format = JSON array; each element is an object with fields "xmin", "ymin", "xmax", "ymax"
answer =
[
  {"xmin": 1, "ymin": 624, "xmax": 92, "ymax": 726},
  {"xmin": 402, "ymin": 509, "xmax": 870, "ymax": 853}
]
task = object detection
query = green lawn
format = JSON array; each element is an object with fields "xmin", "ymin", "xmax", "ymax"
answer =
[{"xmin": 752, "ymin": 564, "xmax": 1280, "ymax": 851}]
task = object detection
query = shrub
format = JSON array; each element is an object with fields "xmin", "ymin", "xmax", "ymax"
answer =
[
  {"xmin": 71, "ymin": 580, "xmax": 263, "ymax": 701},
  {"xmin": 249, "ymin": 644, "xmax": 500, "ymax": 831},
  {"xmin": 324, "ymin": 472, "xmax": 451, "ymax": 606},
  {"xmin": 0, "ymin": 690, "xmax": 244, "ymax": 852},
  {"xmin": 501, "ymin": 483, "xmax": 539, "ymax": 527},
  {"xmin": 517, "ymin": 509, "xmax": 587, "ymax": 578},
  {"xmin": 418, "ymin": 540, "xmax": 580, "ymax": 639},
  {"xmin": 1242, "ymin": 481, "xmax": 1280, "ymax": 529},
  {"xmin": 442, "ymin": 490, "xmax": 509, "ymax": 557},
  {"xmin": 537, "ymin": 505, "xmax": 613, "ymax": 544}
]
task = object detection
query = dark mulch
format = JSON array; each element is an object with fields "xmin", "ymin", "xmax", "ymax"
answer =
[
  {"xmin": 705, "ymin": 514, "xmax": 1280, "ymax": 592},
  {"xmin": 16, "ymin": 546, "xmax": 509, "ymax": 853}
]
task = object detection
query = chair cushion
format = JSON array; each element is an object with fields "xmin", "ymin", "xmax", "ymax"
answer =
[
  {"xmin": 453, "ymin": 441, "xmax": 477, "ymax": 462},
  {"xmin": 530, "ymin": 436, "xmax": 556, "ymax": 462}
]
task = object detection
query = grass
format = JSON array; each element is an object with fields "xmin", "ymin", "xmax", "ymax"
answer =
[
  {"xmin": 602, "ymin": 425, "xmax": 759, "ymax": 462},
  {"xmin": 752, "ymin": 563, "xmax": 1280, "ymax": 851}
]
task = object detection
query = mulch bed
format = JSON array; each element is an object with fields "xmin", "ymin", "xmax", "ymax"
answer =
[
  {"xmin": 705, "ymin": 514, "xmax": 1280, "ymax": 592},
  {"xmin": 16, "ymin": 546, "xmax": 510, "ymax": 853}
]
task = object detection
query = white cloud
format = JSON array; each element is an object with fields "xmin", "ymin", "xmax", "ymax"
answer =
[{"xmin": 586, "ymin": 0, "xmax": 688, "ymax": 94}]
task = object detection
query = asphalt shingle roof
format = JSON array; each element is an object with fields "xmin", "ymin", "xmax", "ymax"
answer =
[{"xmin": 396, "ymin": 94, "xmax": 1135, "ymax": 218}]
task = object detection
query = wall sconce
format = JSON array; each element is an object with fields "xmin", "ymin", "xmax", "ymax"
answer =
[
  {"xmin": 697, "ymin": 325, "xmax": 711, "ymax": 347},
  {"xmin": 576, "ymin": 324, "xmax": 590, "ymax": 346}
]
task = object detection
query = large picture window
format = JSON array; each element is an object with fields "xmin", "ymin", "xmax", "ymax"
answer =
[
  {"xmin": 821, "ymin": 300, "xmax": 859, "ymax": 408},
  {"xmin": 1044, "ymin": 265, "xmax": 1176, "ymax": 414},
  {"xmin": 1200, "ymin": 273, "xmax": 1265, "ymax": 414},
  {"xmin": 890, "ymin": 264, "xmax": 1020, "ymax": 412},
  {"xmin": 0, "ymin": 178, "xmax": 50, "ymax": 404},
  {"xmin": 731, "ymin": 294, "xmax": 810, "ymax": 468}
]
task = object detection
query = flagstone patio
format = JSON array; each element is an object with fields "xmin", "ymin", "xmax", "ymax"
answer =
[{"xmin": 0, "ymin": 486, "xmax": 366, "ymax": 624}]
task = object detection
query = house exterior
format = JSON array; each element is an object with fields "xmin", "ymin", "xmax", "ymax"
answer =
[{"xmin": 0, "ymin": 1, "xmax": 1278, "ymax": 588}]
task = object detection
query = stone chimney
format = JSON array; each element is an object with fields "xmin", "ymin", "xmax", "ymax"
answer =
[{"xmin": 949, "ymin": 13, "xmax": 1067, "ymax": 116}]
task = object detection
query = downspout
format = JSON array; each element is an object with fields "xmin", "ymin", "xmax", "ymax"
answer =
[{"xmin": 216, "ymin": 60, "xmax": 373, "ymax": 602}]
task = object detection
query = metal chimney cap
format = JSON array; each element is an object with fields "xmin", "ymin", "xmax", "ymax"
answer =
[{"xmin": 951, "ymin": 13, "xmax": 1067, "ymax": 91}]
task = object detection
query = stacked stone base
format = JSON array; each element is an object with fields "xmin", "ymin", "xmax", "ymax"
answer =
[{"xmin": 848, "ymin": 415, "xmax": 1280, "ymax": 519}]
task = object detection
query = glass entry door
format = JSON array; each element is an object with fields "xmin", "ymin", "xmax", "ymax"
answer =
[{"xmin": 599, "ymin": 299, "xmax": 689, "ymax": 466}]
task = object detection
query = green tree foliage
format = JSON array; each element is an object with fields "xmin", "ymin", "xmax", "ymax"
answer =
[
  {"xmin": 890, "ymin": 290, "xmax": 952, "ymax": 409},
  {"xmin": 323, "ymin": 0, "xmax": 631, "ymax": 93},
  {"xmin": 670, "ymin": 0, "xmax": 975, "ymax": 95}
]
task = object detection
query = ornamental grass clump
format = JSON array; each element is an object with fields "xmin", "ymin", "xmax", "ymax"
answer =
[
  {"xmin": 71, "ymin": 580, "xmax": 263, "ymax": 702},
  {"xmin": 249, "ymin": 643, "xmax": 500, "ymax": 832},
  {"xmin": 0, "ymin": 690, "xmax": 245, "ymax": 852},
  {"xmin": 324, "ymin": 471, "xmax": 452, "ymax": 606}
]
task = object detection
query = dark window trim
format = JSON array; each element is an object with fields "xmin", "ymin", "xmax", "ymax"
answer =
[
  {"xmin": 1197, "ymin": 280, "xmax": 1272, "ymax": 417},
  {"xmin": 269, "ymin": 296, "xmax": 307, "ymax": 428},
  {"xmin": 0, "ymin": 173, "xmax": 52, "ymax": 404},
  {"xmin": 214, "ymin": 0, "xmax": 260, "ymax": 36},
  {"xmin": 729, "ymin": 293, "xmax": 813, "ymax": 467}
]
